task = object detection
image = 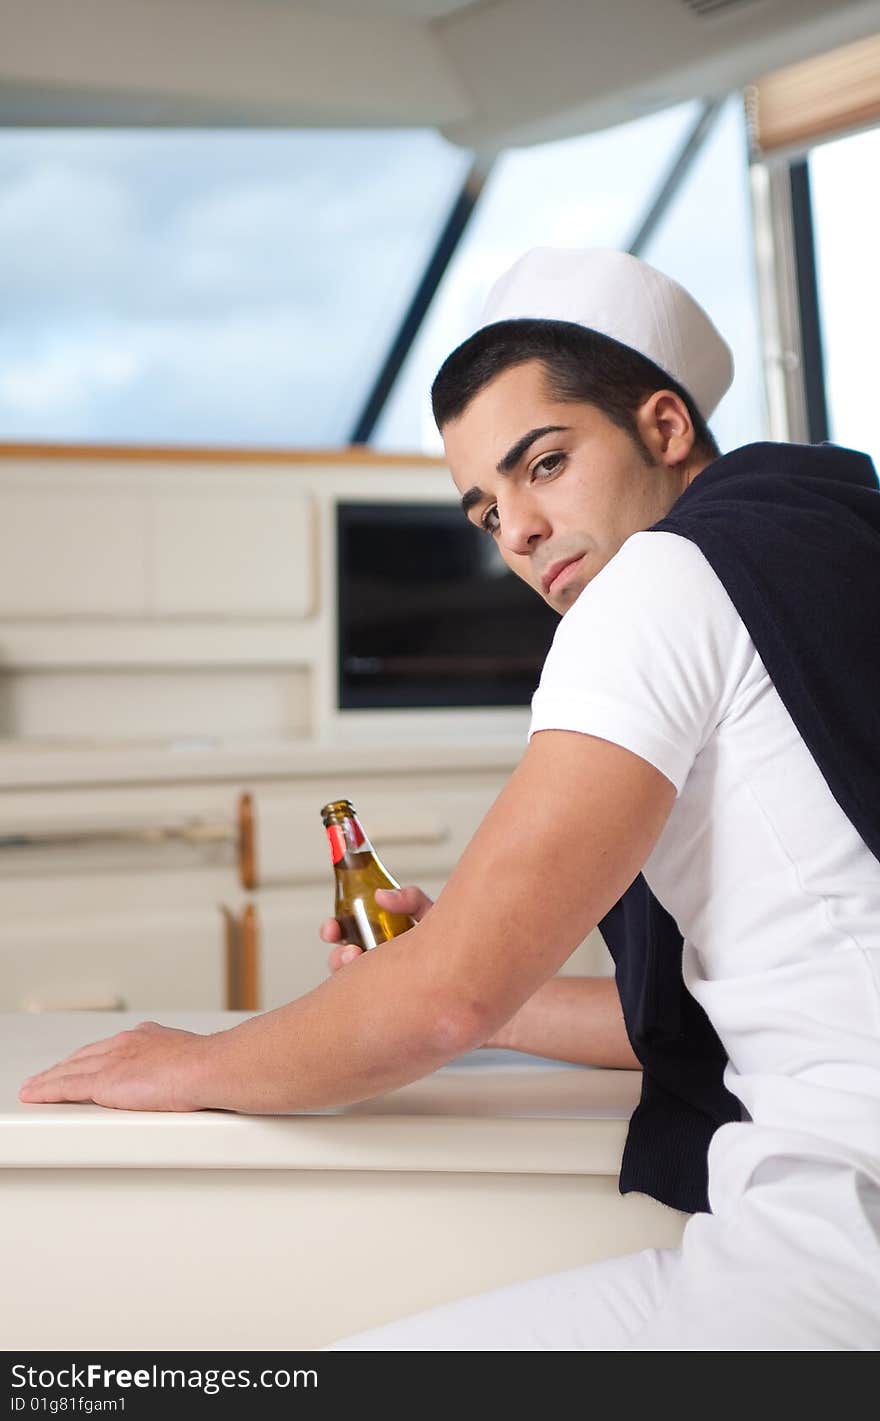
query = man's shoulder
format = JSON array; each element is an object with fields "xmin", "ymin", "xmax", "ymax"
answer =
[
  {"xmin": 670, "ymin": 440, "xmax": 879, "ymax": 501},
  {"xmin": 589, "ymin": 528, "xmax": 721, "ymax": 596},
  {"xmin": 558, "ymin": 528, "xmax": 746, "ymax": 655}
]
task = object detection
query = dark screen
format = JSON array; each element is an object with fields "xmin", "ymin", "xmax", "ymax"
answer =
[{"xmin": 337, "ymin": 502, "xmax": 560, "ymax": 709}]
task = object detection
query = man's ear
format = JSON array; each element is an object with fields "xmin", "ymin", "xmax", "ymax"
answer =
[{"xmin": 635, "ymin": 390, "xmax": 696, "ymax": 467}]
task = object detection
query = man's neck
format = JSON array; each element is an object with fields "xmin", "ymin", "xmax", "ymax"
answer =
[{"xmin": 681, "ymin": 451, "xmax": 715, "ymax": 493}]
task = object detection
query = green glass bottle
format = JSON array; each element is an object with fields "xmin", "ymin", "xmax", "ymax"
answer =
[{"xmin": 320, "ymin": 798, "xmax": 414, "ymax": 950}]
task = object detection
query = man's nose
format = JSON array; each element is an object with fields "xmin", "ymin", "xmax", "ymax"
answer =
[{"xmin": 498, "ymin": 496, "xmax": 551, "ymax": 557}]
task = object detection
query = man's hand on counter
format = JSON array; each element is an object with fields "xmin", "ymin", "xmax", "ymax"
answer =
[{"xmin": 18, "ymin": 1021, "xmax": 210, "ymax": 1111}]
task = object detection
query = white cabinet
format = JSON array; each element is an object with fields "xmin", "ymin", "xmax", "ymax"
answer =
[
  {"xmin": 1, "ymin": 908, "xmax": 225, "ymax": 1013},
  {"xmin": 0, "ymin": 448, "xmax": 613, "ymax": 1016},
  {"xmin": 0, "ymin": 748, "xmax": 612, "ymax": 1014}
]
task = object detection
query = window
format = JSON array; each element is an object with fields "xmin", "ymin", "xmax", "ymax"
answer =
[
  {"xmin": 0, "ymin": 108, "xmax": 771, "ymax": 458},
  {"xmin": 372, "ymin": 101, "xmax": 704, "ymax": 452},
  {"xmin": 809, "ymin": 125, "xmax": 880, "ymax": 470},
  {"xmin": 639, "ymin": 95, "xmax": 767, "ymax": 456},
  {"xmin": 0, "ymin": 129, "xmax": 469, "ymax": 445},
  {"xmin": 373, "ymin": 96, "xmax": 767, "ymax": 457}
]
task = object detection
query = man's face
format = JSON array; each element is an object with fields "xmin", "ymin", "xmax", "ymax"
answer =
[{"xmin": 442, "ymin": 360, "xmax": 703, "ymax": 615}]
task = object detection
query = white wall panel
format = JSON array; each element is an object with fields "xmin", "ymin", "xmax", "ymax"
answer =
[
  {"xmin": 0, "ymin": 906, "xmax": 224, "ymax": 1011},
  {"xmin": 152, "ymin": 492, "xmax": 313, "ymax": 618},
  {"xmin": 0, "ymin": 491, "xmax": 147, "ymax": 617},
  {"xmin": 0, "ymin": 667, "xmax": 311, "ymax": 739}
]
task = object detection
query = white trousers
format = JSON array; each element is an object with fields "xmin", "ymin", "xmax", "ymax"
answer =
[{"xmin": 322, "ymin": 1158, "xmax": 880, "ymax": 1350}]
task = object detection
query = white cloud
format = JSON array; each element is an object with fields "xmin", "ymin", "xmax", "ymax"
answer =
[
  {"xmin": 0, "ymin": 128, "xmax": 469, "ymax": 442},
  {"xmin": 0, "ymin": 344, "xmax": 140, "ymax": 415}
]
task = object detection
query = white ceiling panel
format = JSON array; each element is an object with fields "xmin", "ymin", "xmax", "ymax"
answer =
[
  {"xmin": 274, "ymin": 0, "xmax": 480, "ymax": 16},
  {"xmin": 0, "ymin": 0, "xmax": 472, "ymax": 128},
  {"xmin": 0, "ymin": 0, "xmax": 878, "ymax": 146},
  {"xmin": 436, "ymin": 0, "xmax": 880, "ymax": 149}
]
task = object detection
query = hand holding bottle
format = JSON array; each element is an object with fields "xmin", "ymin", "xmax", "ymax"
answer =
[
  {"xmin": 321, "ymin": 885, "xmax": 434, "ymax": 974},
  {"xmin": 320, "ymin": 798, "xmax": 429, "ymax": 953}
]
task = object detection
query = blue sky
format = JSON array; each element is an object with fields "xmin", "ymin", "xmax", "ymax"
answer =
[
  {"xmin": 0, "ymin": 105, "xmax": 874, "ymax": 465},
  {"xmin": 0, "ymin": 129, "xmax": 467, "ymax": 444}
]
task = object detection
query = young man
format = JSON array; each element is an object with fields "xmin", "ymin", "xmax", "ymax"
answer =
[{"xmin": 20, "ymin": 250, "xmax": 880, "ymax": 1350}]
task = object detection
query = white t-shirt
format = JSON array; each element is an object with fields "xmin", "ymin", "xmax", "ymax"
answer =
[{"xmin": 528, "ymin": 530, "xmax": 880, "ymax": 1219}]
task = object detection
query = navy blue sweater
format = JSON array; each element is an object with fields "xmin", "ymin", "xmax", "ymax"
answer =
[{"xmin": 598, "ymin": 440, "xmax": 880, "ymax": 1216}]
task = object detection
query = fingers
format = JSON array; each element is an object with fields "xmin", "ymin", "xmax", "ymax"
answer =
[
  {"xmin": 19, "ymin": 1075, "xmax": 88, "ymax": 1103},
  {"xmin": 322, "ymin": 885, "xmax": 433, "ymax": 973},
  {"xmin": 20, "ymin": 1059, "xmax": 105, "ymax": 1103},
  {"xmin": 373, "ymin": 885, "xmax": 434, "ymax": 921},
  {"xmin": 327, "ymin": 942, "xmax": 364, "ymax": 973},
  {"xmin": 18, "ymin": 1028, "xmax": 136, "ymax": 1098}
]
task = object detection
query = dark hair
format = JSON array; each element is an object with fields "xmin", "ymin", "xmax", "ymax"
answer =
[{"xmin": 431, "ymin": 318, "xmax": 720, "ymax": 462}]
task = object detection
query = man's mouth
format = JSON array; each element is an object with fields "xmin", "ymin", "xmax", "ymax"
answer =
[{"xmin": 541, "ymin": 555, "xmax": 585, "ymax": 597}]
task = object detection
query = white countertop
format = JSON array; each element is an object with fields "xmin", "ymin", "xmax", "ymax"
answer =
[
  {"xmin": 0, "ymin": 737, "xmax": 525, "ymax": 788},
  {"xmin": 2, "ymin": 1011, "xmax": 640, "ymax": 1175}
]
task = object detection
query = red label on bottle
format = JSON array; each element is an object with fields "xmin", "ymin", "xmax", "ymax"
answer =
[
  {"xmin": 326, "ymin": 825, "xmax": 346, "ymax": 865},
  {"xmin": 327, "ymin": 816, "xmax": 371, "ymax": 864}
]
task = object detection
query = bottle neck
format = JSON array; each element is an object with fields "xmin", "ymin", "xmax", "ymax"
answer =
[{"xmin": 325, "ymin": 811, "xmax": 373, "ymax": 866}]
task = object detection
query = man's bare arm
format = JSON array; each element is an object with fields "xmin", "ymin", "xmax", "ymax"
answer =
[
  {"xmin": 324, "ymin": 893, "xmax": 639, "ymax": 1071},
  {"xmin": 486, "ymin": 976, "xmax": 640, "ymax": 1070},
  {"xmin": 19, "ymin": 729, "xmax": 672, "ymax": 1111}
]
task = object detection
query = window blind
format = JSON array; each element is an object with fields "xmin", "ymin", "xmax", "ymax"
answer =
[{"xmin": 748, "ymin": 32, "xmax": 880, "ymax": 157}]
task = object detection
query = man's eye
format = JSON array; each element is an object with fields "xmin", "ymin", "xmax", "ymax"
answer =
[
  {"xmin": 480, "ymin": 505, "xmax": 500, "ymax": 535},
  {"xmin": 532, "ymin": 452, "xmax": 565, "ymax": 478}
]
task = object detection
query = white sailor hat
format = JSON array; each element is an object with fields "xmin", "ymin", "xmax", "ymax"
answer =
[{"xmin": 480, "ymin": 247, "xmax": 734, "ymax": 421}]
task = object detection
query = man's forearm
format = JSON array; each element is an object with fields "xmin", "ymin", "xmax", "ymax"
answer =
[
  {"xmin": 486, "ymin": 976, "xmax": 640, "ymax": 1069},
  {"xmin": 192, "ymin": 927, "xmax": 474, "ymax": 1114},
  {"xmin": 193, "ymin": 971, "xmax": 638, "ymax": 1115}
]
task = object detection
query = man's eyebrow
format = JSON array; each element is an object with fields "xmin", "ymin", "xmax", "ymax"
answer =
[
  {"xmin": 460, "ymin": 486, "xmax": 485, "ymax": 518},
  {"xmin": 459, "ymin": 425, "xmax": 572, "ymax": 520},
  {"xmin": 496, "ymin": 425, "xmax": 571, "ymax": 474}
]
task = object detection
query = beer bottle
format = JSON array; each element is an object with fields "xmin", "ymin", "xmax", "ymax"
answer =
[{"xmin": 320, "ymin": 798, "xmax": 414, "ymax": 950}]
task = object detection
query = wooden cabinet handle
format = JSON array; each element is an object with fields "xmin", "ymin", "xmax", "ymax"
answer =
[
  {"xmin": 237, "ymin": 792, "xmax": 257, "ymax": 891},
  {"xmin": 221, "ymin": 902, "xmax": 261, "ymax": 1011},
  {"xmin": 240, "ymin": 904, "xmax": 260, "ymax": 1012}
]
